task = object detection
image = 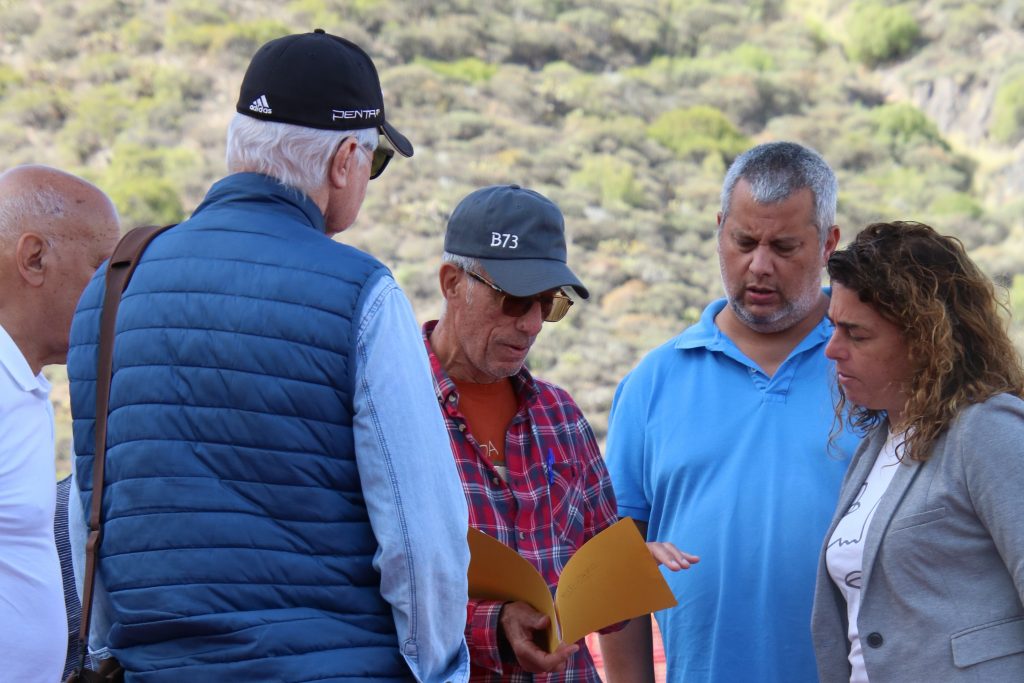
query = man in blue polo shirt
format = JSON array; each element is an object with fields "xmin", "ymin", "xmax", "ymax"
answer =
[{"xmin": 599, "ymin": 141, "xmax": 859, "ymax": 683}]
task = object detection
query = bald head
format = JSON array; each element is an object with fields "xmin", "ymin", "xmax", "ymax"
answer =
[
  {"xmin": 0, "ymin": 165, "xmax": 117, "ymax": 240},
  {"xmin": 0, "ymin": 165, "xmax": 120, "ymax": 373}
]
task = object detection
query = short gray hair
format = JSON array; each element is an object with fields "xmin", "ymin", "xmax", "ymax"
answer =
[
  {"xmin": 719, "ymin": 141, "xmax": 837, "ymax": 243},
  {"xmin": 225, "ymin": 113, "xmax": 378, "ymax": 196},
  {"xmin": 0, "ymin": 186, "xmax": 67, "ymax": 241},
  {"xmin": 442, "ymin": 251, "xmax": 481, "ymax": 306},
  {"xmin": 442, "ymin": 251, "xmax": 479, "ymax": 272}
]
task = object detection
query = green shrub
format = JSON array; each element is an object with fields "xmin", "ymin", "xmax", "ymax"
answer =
[
  {"xmin": 166, "ymin": 22, "xmax": 220, "ymax": 52},
  {"xmin": 57, "ymin": 84, "xmax": 136, "ymax": 161},
  {"xmin": 0, "ymin": 120, "xmax": 29, "ymax": 156},
  {"xmin": 2, "ymin": 88, "xmax": 67, "ymax": 130},
  {"xmin": 120, "ymin": 15, "xmax": 163, "ymax": 53},
  {"xmin": 80, "ymin": 53, "xmax": 133, "ymax": 84},
  {"xmin": 570, "ymin": 154, "xmax": 645, "ymax": 208},
  {"xmin": 219, "ymin": 20, "xmax": 295, "ymax": 58},
  {"xmin": 558, "ymin": 7, "xmax": 611, "ymax": 46},
  {"xmin": 803, "ymin": 18, "xmax": 830, "ymax": 53},
  {"xmin": 503, "ymin": 18, "xmax": 576, "ymax": 69},
  {"xmin": 868, "ymin": 102, "xmax": 945, "ymax": 151},
  {"xmin": 0, "ymin": 5, "xmax": 40, "ymax": 43},
  {"xmin": 100, "ymin": 143, "xmax": 194, "ymax": 226},
  {"xmin": 286, "ymin": 0, "xmax": 344, "ymax": 28},
  {"xmin": 0, "ymin": 64, "xmax": 23, "ymax": 98},
  {"xmin": 560, "ymin": 112, "xmax": 649, "ymax": 153},
  {"xmin": 75, "ymin": 0, "xmax": 134, "ymax": 35},
  {"xmin": 166, "ymin": 0, "xmax": 230, "ymax": 26},
  {"xmin": 1012, "ymin": 274, "xmax": 1024, "ymax": 321},
  {"xmin": 415, "ymin": 57, "xmax": 498, "ymax": 84},
  {"xmin": 991, "ymin": 74, "xmax": 1024, "ymax": 145},
  {"xmin": 929, "ymin": 192, "xmax": 983, "ymax": 219},
  {"xmin": 107, "ymin": 176, "xmax": 184, "ymax": 227},
  {"xmin": 149, "ymin": 65, "xmax": 212, "ymax": 106},
  {"xmin": 730, "ymin": 44, "xmax": 776, "ymax": 73},
  {"xmin": 28, "ymin": 17, "xmax": 80, "ymax": 61},
  {"xmin": 845, "ymin": 1, "xmax": 920, "ymax": 67},
  {"xmin": 610, "ymin": 6, "xmax": 668, "ymax": 63},
  {"xmin": 392, "ymin": 15, "xmax": 490, "ymax": 63},
  {"xmin": 944, "ymin": 5, "xmax": 998, "ymax": 50},
  {"xmin": 647, "ymin": 105, "xmax": 749, "ymax": 163}
]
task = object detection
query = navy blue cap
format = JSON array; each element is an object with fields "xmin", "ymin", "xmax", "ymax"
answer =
[
  {"xmin": 236, "ymin": 29, "xmax": 412, "ymax": 157},
  {"xmin": 445, "ymin": 185, "xmax": 589, "ymax": 299}
]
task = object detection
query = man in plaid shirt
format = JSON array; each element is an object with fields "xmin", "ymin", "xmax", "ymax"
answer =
[{"xmin": 424, "ymin": 185, "xmax": 696, "ymax": 681}]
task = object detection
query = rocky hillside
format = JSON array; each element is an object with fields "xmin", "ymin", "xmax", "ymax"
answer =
[{"xmin": 0, "ymin": 0, "xmax": 1019, "ymax": 473}]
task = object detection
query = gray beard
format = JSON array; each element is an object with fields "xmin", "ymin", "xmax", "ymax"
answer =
[
  {"xmin": 728, "ymin": 297, "xmax": 801, "ymax": 333},
  {"xmin": 725, "ymin": 282, "xmax": 823, "ymax": 334}
]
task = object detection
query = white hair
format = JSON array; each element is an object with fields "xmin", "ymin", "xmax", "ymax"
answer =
[
  {"xmin": 442, "ymin": 251, "xmax": 479, "ymax": 272},
  {"xmin": 225, "ymin": 114, "xmax": 378, "ymax": 196},
  {"xmin": 0, "ymin": 186, "xmax": 67, "ymax": 241},
  {"xmin": 441, "ymin": 251, "xmax": 481, "ymax": 310}
]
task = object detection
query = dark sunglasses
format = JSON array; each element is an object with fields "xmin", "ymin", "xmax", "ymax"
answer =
[
  {"xmin": 466, "ymin": 270, "xmax": 574, "ymax": 322},
  {"xmin": 338, "ymin": 136, "xmax": 394, "ymax": 180},
  {"xmin": 368, "ymin": 142, "xmax": 393, "ymax": 180}
]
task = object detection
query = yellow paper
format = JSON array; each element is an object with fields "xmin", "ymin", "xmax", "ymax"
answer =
[
  {"xmin": 466, "ymin": 526, "xmax": 559, "ymax": 635},
  {"xmin": 467, "ymin": 517, "xmax": 678, "ymax": 652}
]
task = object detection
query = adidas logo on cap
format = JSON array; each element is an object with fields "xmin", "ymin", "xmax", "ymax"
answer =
[{"xmin": 249, "ymin": 95, "xmax": 272, "ymax": 114}]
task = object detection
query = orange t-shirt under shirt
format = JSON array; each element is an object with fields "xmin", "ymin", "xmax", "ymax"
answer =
[{"xmin": 451, "ymin": 377, "xmax": 518, "ymax": 481}]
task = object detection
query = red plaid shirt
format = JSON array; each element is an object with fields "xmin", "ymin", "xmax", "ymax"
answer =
[{"xmin": 423, "ymin": 322, "xmax": 620, "ymax": 682}]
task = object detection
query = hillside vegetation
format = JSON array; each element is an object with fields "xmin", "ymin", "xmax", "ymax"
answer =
[{"xmin": 2, "ymin": 0, "xmax": 1021, "ymax": 472}]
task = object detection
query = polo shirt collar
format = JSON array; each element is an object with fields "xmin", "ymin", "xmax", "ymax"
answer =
[
  {"xmin": 675, "ymin": 298, "xmax": 728, "ymax": 350},
  {"xmin": 0, "ymin": 323, "xmax": 50, "ymax": 396}
]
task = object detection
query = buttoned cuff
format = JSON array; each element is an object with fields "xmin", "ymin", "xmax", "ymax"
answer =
[{"xmin": 467, "ymin": 599, "xmax": 505, "ymax": 674}]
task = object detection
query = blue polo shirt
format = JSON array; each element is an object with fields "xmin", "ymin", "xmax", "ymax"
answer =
[{"xmin": 606, "ymin": 296, "xmax": 858, "ymax": 683}]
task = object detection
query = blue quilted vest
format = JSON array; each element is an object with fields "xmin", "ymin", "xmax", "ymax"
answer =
[{"xmin": 69, "ymin": 174, "xmax": 411, "ymax": 682}]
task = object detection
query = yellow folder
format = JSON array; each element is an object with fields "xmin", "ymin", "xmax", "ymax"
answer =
[{"xmin": 467, "ymin": 517, "xmax": 678, "ymax": 652}]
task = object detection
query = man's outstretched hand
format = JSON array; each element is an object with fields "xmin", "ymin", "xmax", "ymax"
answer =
[{"xmin": 646, "ymin": 541, "xmax": 700, "ymax": 571}]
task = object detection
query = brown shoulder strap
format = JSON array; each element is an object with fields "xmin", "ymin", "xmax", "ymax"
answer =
[{"xmin": 74, "ymin": 223, "xmax": 175, "ymax": 670}]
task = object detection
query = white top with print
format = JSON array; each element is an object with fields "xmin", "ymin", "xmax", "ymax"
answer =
[{"xmin": 826, "ymin": 430, "xmax": 902, "ymax": 683}]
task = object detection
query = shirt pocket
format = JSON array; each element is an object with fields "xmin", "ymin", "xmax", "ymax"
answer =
[
  {"xmin": 549, "ymin": 460, "xmax": 585, "ymax": 542},
  {"xmin": 888, "ymin": 506, "xmax": 947, "ymax": 533},
  {"xmin": 951, "ymin": 615, "xmax": 1024, "ymax": 668}
]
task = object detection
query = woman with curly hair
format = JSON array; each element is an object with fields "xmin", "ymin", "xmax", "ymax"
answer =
[{"xmin": 810, "ymin": 221, "xmax": 1024, "ymax": 682}]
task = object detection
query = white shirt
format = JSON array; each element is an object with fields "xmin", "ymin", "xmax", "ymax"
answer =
[
  {"xmin": 0, "ymin": 324, "xmax": 65, "ymax": 683},
  {"xmin": 826, "ymin": 430, "xmax": 902, "ymax": 683}
]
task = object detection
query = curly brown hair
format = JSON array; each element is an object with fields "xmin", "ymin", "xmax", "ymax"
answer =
[{"xmin": 827, "ymin": 221, "xmax": 1024, "ymax": 461}]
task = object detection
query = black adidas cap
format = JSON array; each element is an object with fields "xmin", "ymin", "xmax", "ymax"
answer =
[{"xmin": 236, "ymin": 29, "xmax": 412, "ymax": 158}]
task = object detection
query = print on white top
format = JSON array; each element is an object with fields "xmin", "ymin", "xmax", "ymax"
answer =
[{"xmin": 825, "ymin": 430, "xmax": 903, "ymax": 683}]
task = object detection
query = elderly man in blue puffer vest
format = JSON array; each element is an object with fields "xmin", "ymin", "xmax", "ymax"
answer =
[{"xmin": 67, "ymin": 30, "xmax": 470, "ymax": 683}]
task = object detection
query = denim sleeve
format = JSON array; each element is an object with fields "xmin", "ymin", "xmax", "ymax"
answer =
[
  {"xmin": 351, "ymin": 275, "xmax": 470, "ymax": 683},
  {"xmin": 68, "ymin": 461, "xmax": 114, "ymax": 660}
]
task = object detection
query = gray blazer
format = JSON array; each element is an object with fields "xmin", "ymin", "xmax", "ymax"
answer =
[{"xmin": 811, "ymin": 393, "xmax": 1024, "ymax": 682}]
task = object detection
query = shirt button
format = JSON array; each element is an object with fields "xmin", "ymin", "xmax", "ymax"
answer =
[
  {"xmin": 492, "ymin": 477, "xmax": 501, "ymax": 486},
  {"xmin": 866, "ymin": 632, "xmax": 883, "ymax": 648},
  {"xmin": 458, "ymin": 423, "xmax": 466, "ymax": 432},
  {"xmin": 447, "ymin": 394, "xmax": 456, "ymax": 403},
  {"xmin": 519, "ymin": 531, "xmax": 526, "ymax": 540}
]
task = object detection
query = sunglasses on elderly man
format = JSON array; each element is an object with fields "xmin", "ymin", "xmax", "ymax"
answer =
[
  {"xmin": 367, "ymin": 142, "xmax": 394, "ymax": 180},
  {"xmin": 466, "ymin": 270, "xmax": 574, "ymax": 322},
  {"xmin": 341, "ymin": 137, "xmax": 394, "ymax": 180}
]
